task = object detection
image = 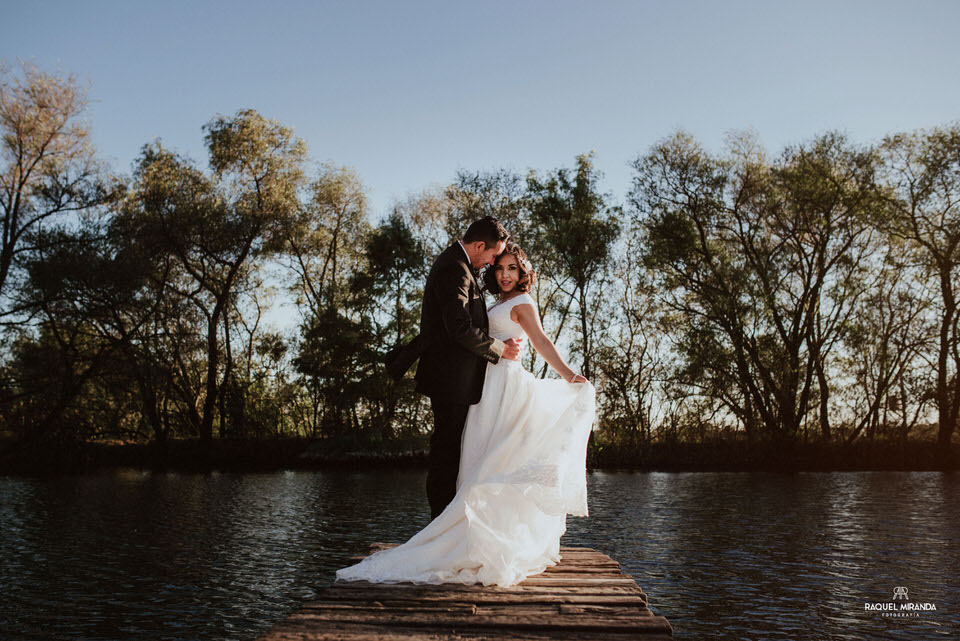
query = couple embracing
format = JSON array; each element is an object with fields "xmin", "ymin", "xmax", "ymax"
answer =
[{"xmin": 336, "ymin": 216, "xmax": 596, "ymax": 588}]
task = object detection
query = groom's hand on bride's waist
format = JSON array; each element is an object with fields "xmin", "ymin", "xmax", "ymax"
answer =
[{"xmin": 502, "ymin": 338, "xmax": 524, "ymax": 361}]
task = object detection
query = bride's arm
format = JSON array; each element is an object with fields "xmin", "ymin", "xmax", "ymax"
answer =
[{"xmin": 513, "ymin": 303, "xmax": 587, "ymax": 383}]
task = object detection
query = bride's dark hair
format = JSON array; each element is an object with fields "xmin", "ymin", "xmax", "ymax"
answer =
[{"xmin": 483, "ymin": 242, "xmax": 537, "ymax": 295}]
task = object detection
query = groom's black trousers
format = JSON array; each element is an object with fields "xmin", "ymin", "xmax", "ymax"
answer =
[{"xmin": 426, "ymin": 399, "xmax": 471, "ymax": 520}]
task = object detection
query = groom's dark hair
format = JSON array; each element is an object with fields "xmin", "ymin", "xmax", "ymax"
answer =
[{"xmin": 463, "ymin": 216, "xmax": 509, "ymax": 248}]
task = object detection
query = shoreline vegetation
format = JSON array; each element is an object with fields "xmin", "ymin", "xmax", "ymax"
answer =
[
  {"xmin": 1, "ymin": 436, "xmax": 956, "ymax": 477},
  {"xmin": 3, "ymin": 64, "xmax": 960, "ymax": 476}
]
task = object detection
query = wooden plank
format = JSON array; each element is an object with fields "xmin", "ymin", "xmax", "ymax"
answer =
[
  {"xmin": 347, "ymin": 556, "xmax": 618, "ymax": 568},
  {"xmin": 301, "ymin": 603, "xmax": 656, "ymax": 619},
  {"xmin": 278, "ymin": 609, "xmax": 674, "ymax": 634},
  {"xmin": 541, "ymin": 567, "xmax": 622, "ymax": 574},
  {"xmin": 262, "ymin": 621, "xmax": 674, "ymax": 641},
  {"xmin": 315, "ymin": 588, "xmax": 647, "ymax": 606},
  {"xmin": 334, "ymin": 573, "xmax": 631, "ymax": 584},
  {"xmin": 303, "ymin": 600, "xmax": 653, "ymax": 613},
  {"xmin": 368, "ymin": 544, "xmax": 611, "ymax": 558},
  {"xmin": 329, "ymin": 579, "xmax": 645, "ymax": 592},
  {"xmin": 370, "ymin": 543, "xmax": 603, "ymax": 553},
  {"xmin": 511, "ymin": 577, "xmax": 640, "ymax": 588},
  {"xmin": 529, "ymin": 570, "xmax": 626, "ymax": 577},
  {"xmin": 258, "ymin": 544, "xmax": 672, "ymax": 640},
  {"xmin": 323, "ymin": 582, "xmax": 648, "ymax": 599}
]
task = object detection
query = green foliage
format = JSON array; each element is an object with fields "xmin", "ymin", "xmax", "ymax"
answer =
[
  {"xmin": 0, "ymin": 61, "xmax": 119, "ymax": 316},
  {"xmin": 527, "ymin": 153, "xmax": 621, "ymax": 288},
  {"xmin": 880, "ymin": 123, "xmax": 960, "ymax": 447},
  {"xmin": 632, "ymin": 130, "xmax": 898, "ymax": 442},
  {"xmin": 284, "ymin": 163, "xmax": 371, "ymax": 316},
  {"xmin": 360, "ymin": 211, "xmax": 426, "ymax": 343},
  {"xmin": 293, "ymin": 308, "xmax": 380, "ymax": 438},
  {"xmin": 2, "ymin": 75, "xmax": 958, "ymax": 468},
  {"xmin": 526, "ymin": 153, "xmax": 621, "ymax": 379}
]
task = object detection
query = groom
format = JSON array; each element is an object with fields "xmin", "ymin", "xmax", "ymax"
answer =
[{"xmin": 415, "ymin": 216, "xmax": 522, "ymax": 520}]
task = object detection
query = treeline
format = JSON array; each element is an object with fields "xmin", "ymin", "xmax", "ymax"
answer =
[{"xmin": 1, "ymin": 63, "xmax": 958, "ymax": 467}]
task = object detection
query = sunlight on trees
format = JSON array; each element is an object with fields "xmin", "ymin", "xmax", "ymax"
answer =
[{"xmin": 1, "ymin": 61, "xmax": 958, "ymax": 469}]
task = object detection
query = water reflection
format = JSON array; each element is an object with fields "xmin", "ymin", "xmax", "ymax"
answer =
[{"xmin": 0, "ymin": 470, "xmax": 957, "ymax": 640}]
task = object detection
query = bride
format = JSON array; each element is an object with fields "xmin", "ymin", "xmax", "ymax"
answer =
[{"xmin": 335, "ymin": 242, "xmax": 596, "ymax": 588}]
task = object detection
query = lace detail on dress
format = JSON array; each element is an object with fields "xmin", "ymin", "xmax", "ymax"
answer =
[{"xmin": 488, "ymin": 379, "xmax": 594, "ymax": 517}]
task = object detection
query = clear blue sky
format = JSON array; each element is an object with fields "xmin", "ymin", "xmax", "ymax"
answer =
[{"xmin": 4, "ymin": 0, "xmax": 959, "ymax": 218}]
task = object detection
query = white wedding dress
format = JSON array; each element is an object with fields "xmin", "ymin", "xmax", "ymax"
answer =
[{"xmin": 335, "ymin": 293, "xmax": 596, "ymax": 588}]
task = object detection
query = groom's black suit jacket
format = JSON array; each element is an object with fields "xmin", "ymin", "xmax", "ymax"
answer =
[{"xmin": 414, "ymin": 242, "xmax": 505, "ymax": 405}]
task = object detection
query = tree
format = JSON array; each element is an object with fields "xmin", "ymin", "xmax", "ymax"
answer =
[
  {"xmin": 361, "ymin": 210, "xmax": 426, "ymax": 346},
  {"xmin": 351, "ymin": 210, "xmax": 428, "ymax": 439},
  {"xmin": 839, "ymin": 244, "xmax": 934, "ymax": 443},
  {"xmin": 125, "ymin": 109, "xmax": 306, "ymax": 446},
  {"xmin": 293, "ymin": 307, "xmax": 377, "ymax": 439},
  {"xmin": 446, "ymin": 169, "xmax": 530, "ymax": 241},
  {"xmin": 767, "ymin": 132, "xmax": 883, "ymax": 439},
  {"xmin": 0, "ymin": 61, "xmax": 114, "ymax": 323},
  {"xmin": 881, "ymin": 124, "xmax": 960, "ymax": 448},
  {"xmin": 5, "ymin": 212, "xmax": 165, "ymax": 452},
  {"xmin": 526, "ymin": 153, "xmax": 620, "ymax": 380},
  {"xmin": 283, "ymin": 163, "xmax": 370, "ymax": 319},
  {"xmin": 592, "ymin": 233, "xmax": 667, "ymax": 446},
  {"xmin": 631, "ymin": 131, "xmax": 883, "ymax": 442}
]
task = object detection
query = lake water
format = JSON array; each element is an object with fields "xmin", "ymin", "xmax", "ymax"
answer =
[{"xmin": 1, "ymin": 469, "xmax": 957, "ymax": 640}]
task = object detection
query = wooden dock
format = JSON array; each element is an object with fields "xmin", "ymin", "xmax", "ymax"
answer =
[{"xmin": 257, "ymin": 542, "xmax": 673, "ymax": 640}]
